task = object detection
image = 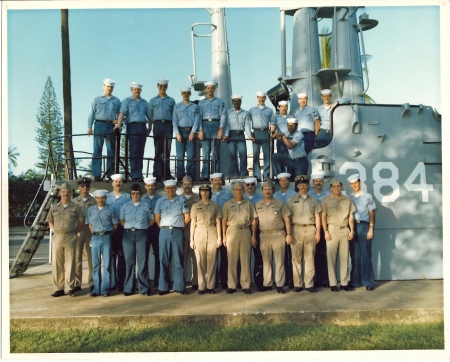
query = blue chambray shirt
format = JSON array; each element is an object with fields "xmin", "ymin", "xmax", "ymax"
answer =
[
  {"xmin": 244, "ymin": 193, "xmax": 263, "ymax": 206},
  {"xmin": 248, "ymin": 106, "xmax": 275, "ymax": 129},
  {"xmin": 106, "ymin": 191, "xmax": 131, "ymax": 217},
  {"xmin": 148, "ymin": 95, "xmax": 176, "ymax": 121},
  {"xmin": 211, "ymin": 188, "xmax": 233, "ymax": 209},
  {"xmin": 350, "ymin": 191, "xmax": 376, "ymax": 222},
  {"xmin": 274, "ymin": 190, "xmax": 297, "ymax": 203},
  {"xmin": 275, "ymin": 114, "xmax": 295, "ymax": 136},
  {"xmin": 225, "ymin": 108, "xmax": 252, "ymax": 138},
  {"xmin": 287, "ymin": 130, "xmax": 307, "ymax": 159},
  {"xmin": 120, "ymin": 201, "xmax": 154, "ymax": 229},
  {"xmin": 87, "ymin": 95, "xmax": 121, "ymax": 128},
  {"xmin": 141, "ymin": 194, "xmax": 161, "ymax": 215},
  {"xmin": 172, "ymin": 102, "xmax": 201, "ymax": 135},
  {"xmin": 198, "ymin": 97, "xmax": 227, "ymax": 128},
  {"xmin": 308, "ymin": 189, "xmax": 331, "ymax": 204},
  {"xmin": 154, "ymin": 195, "xmax": 189, "ymax": 228},
  {"xmin": 294, "ymin": 106, "xmax": 319, "ymax": 132},
  {"xmin": 317, "ymin": 98, "xmax": 351, "ymax": 130},
  {"xmin": 120, "ymin": 97, "xmax": 149, "ymax": 123},
  {"xmin": 85, "ymin": 205, "xmax": 119, "ymax": 232}
]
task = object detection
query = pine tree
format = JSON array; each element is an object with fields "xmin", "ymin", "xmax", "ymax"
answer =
[{"xmin": 35, "ymin": 76, "xmax": 65, "ymax": 179}]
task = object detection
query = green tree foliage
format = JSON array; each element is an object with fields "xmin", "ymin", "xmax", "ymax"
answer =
[
  {"xmin": 8, "ymin": 146, "xmax": 19, "ymax": 169},
  {"xmin": 35, "ymin": 76, "xmax": 65, "ymax": 179}
]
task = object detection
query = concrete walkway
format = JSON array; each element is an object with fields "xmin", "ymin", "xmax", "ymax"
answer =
[{"xmin": 9, "ymin": 262, "xmax": 443, "ymax": 330}]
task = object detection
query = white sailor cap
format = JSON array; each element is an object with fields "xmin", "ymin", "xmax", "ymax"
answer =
[
  {"xmin": 297, "ymin": 92, "xmax": 308, "ymax": 98},
  {"xmin": 93, "ymin": 189, "xmax": 108, "ymax": 197},
  {"xmin": 278, "ymin": 100, "xmax": 289, "ymax": 106},
  {"xmin": 199, "ymin": 96, "xmax": 206, "ymax": 100},
  {"xmin": 130, "ymin": 82, "xmax": 143, "ymax": 89},
  {"xmin": 157, "ymin": 79, "xmax": 169, "ymax": 85},
  {"xmin": 277, "ymin": 172, "xmax": 291, "ymax": 180},
  {"xmin": 163, "ymin": 180, "xmax": 177, "ymax": 187},
  {"xmin": 256, "ymin": 91, "xmax": 267, "ymax": 97},
  {"xmin": 347, "ymin": 174, "xmax": 360, "ymax": 183},
  {"xmin": 231, "ymin": 94, "xmax": 242, "ymax": 100},
  {"xmin": 204, "ymin": 81, "xmax": 215, "ymax": 87},
  {"xmin": 321, "ymin": 89, "xmax": 332, "ymax": 95},
  {"xmin": 110, "ymin": 174, "xmax": 125, "ymax": 180},
  {"xmin": 103, "ymin": 78, "xmax": 116, "ymax": 86},
  {"xmin": 210, "ymin": 173, "xmax": 223, "ymax": 179},
  {"xmin": 244, "ymin": 177, "xmax": 257, "ymax": 185},
  {"xmin": 311, "ymin": 174, "xmax": 324, "ymax": 180},
  {"xmin": 180, "ymin": 87, "xmax": 191, "ymax": 92},
  {"xmin": 287, "ymin": 118, "xmax": 298, "ymax": 124},
  {"xmin": 144, "ymin": 177, "xmax": 157, "ymax": 185}
]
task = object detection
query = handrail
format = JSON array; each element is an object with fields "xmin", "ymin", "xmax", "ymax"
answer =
[{"xmin": 190, "ymin": 22, "xmax": 217, "ymax": 86}]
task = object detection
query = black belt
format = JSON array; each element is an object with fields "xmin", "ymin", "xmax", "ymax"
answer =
[
  {"xmin": 253, "ymin": 128, "xmax": 268, "ymax": 131},
  {"xmin": 292, "ymin": 156, "xmax": 306, "ymax": 161},
  {"xmin": 124, "ymin": 228, "xmax": 147, "ymax": 232},
  {"xmin": 161, "ymin": 226, "xmax": 183, "ymax": 229},
  {"xmin": 153, "ymin": 119, "xmax": 171, "ymax": 123},
  {"xmin": 95, "ymin": 120, "xmax": 113, "ymax": 123},
  {"xmin": 92, "ymin": 230, "xmax": 112, "ymax": 236},
  {"xmin": 179, "ymin": 127, "xmax": 192, "ymax": 130},
  {"xmin": 229, "ymin": 130, "xmax": 244, "ymax": 134},
  {"xmin": 303, "ymin": 131, "xmax": 315, "ymax": 134},
  {"xmin": 356, "ymin": 220, "xmax": 368, "ymax": 223},
  {"xmin": 230, "ymin": 225, "xmax": 248, "ymax": 229},
  {"xmin": 294, "ymin": 224, "xmax": 315, "ymax": 227},
  {"xmin": 202, "ymin": 118, "xmax": 219, "ymax": 122},
  {"xmin": 330, "ymin": 225, "xmax": 347, "ymax": 229},
  {"xmin": 129, "ymin": 122, "xmax": 147, "ymax": 125}
]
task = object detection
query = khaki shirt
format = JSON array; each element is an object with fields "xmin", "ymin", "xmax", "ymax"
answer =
[
  {"xmin": 321, "ymin": 194, "xmax": 356, "ymax": 227},
  {"xmin": 71, "ymin": 195, "xmax": 96, "ymax": 220},
  {"xmin": 191, "ymin": 200, "xmax": 222, "ymax": 227},
  {"xmin": 287, "ymin": 193, "xmax": 321, "ymax": 225},
  {"xmin": 222, "ymin": 198, "xmax": 256, "ymax": 227},
  {"xmin": 255, "ymin": 198, "xmax": 290, "ymax": 231},
  {"xmin": 47, "ymin": 201, "xmax": 84, "ymax": 233}
]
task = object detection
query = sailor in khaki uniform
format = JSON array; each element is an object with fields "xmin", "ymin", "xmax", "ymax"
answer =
[
  {"xmin": 287, "ymin": 175, "xmax": 321, "ymax": 293},
  {"xmin": 190, "ymin": 184, "xmax": 222, "ymax": 294},
  {"xmin": 321, "ymin": 178, "xmax": 356, "ymax": 292},
  {"xmin": 255, "ymin": 181, "xmax": 292, "ymax": 293},
  {"xmin": 47, "ymin": 183, "xmax": 85, "ymax": 297},
  {"xmin": 222, "ymin": 181, "xmax": 258, "ymax": 294},
  {"xmin": 71, "ymin": 177, "xmax": 96, "ymax": 292}
]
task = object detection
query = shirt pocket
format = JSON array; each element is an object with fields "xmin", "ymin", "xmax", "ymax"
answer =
[
  {"xmin": 136, "ymin": 209, "xmax": 148, "ymax": 223},
  {"xmin": 97, "ymin": 99, "xmax": 107, "ymax": 112}
]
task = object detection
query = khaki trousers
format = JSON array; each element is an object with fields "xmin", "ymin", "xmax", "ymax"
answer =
[
  {"xmin": 184, "ymin": 225, "xmax": 198, "ymax": 285},
  {"xmin": 75, "ymin": 226, "xmax": 93, "ymax": 287},
  {"xmin": 327, "ymin": 225, "xmax": 350, "ymax": 287},
  {"xmin": 226, "ymin": 226, "xmax": 252, "ymax": 289},
  {"xmin": 52, "ymin": 232, "xmax": 76, "ymax": 291},
  {"xmin": 260, "ymin": 231, "xmax": 285, "ymax": 287},
  {"xmin": 193, "ymin": 226, "xmax": 218, "ymax": 290},
  {"xmin": 292, "ymin": 225, "xmax": 316, "ymax": 288}
]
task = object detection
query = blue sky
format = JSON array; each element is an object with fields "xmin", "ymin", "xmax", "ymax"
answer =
[{"xmin": 5, "ymin": 1, "xmax": 444, "ymax": 175}]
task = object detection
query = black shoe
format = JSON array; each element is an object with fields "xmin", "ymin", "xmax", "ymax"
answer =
[
  {"xmin": 192, "ymin": 284, "xmax": 199, "ymax": 291},
  {"xmin": 305, "ymin": 287, "xmax": 318, "ymax": 293},
  {"xmin": 165, "ymin": 175, "xmax": 175, "ymax": 180},
  {"xmin": 90, "ymin": 292, "xmax": 99, "ymax": 297},
  {"xmin": 117, "ymin": 287, "xmax": 124, "ymax": 292},
  {"xmin": 226, "ymin": 288, "xmax": 236, "ymax": 294},
  {"xmin": 294, "ymin": 287, "xmax": 303, "ymax": 292},
  {"xmin": 94, "ymin": 176, "xmax": 101, "ymax": 181},
  {"xmin": 331, "ymin": 286, "xmax": 338, "ymax": 292},
  {"xmin": 366, "ymin": 286, "xmax": 374, "ymax": 291},
  {"xmin": 110, "ymin": 286, "xmax": 117, "ymax": 291},
  {"xmin": 141, "ymin": 292, "xmax": 150, "ymax": 296},
  {"xmin": 177, "ymin": 177, "xmax": 183, "ymax": 182},
  {"xmin": 90, "ymin": 285, "xmax": 94, "ymax": 292},
  {"xmin": 340, "ymin": 285, "xmax": 353, "ymax": 291},
  {"xmin": 102, "ymin": 292, "xmax": 110, "ymax": 297},
  {"xmin": 243, "ymin": 289, "xmax": 252, "ymax": 294},
  {"xmin": 221, "ymin": 284, "xmax": 228, "ymax": 289},
  {"xmin": 207, "ymin": 289, "xmax": 215, "ymax": 294},
  {"xmin": 201, "ymin": 178, "xmax": 209, "ymax": 182},
  {"xmin": 276, "ymin": 287, "xmax": 285, "ymax": 294},
  {"xmin": 68, "ymin": 290, "xmax": 77, "ymax": 297},
  {"xmin": 288, "ymin": 283, "xmax": 294, "ymax": 289},
  {"xmin": 74, "ymin": 286, "xmax": 81, "ymax": 292},
  {"xmin": 176, "ymin": 290, "xmax": 188, "ymax": 295},
  {"xmin": 198, "ymin": 290, "xmax": 206, "ymax": 295},
  {"xmin": 51, "ymin": 290, "xmax": 65, "ymax": 297},
  {"xmin": 123, "ymin": 292, "xmax": 134, "ymax": 296},
  {"xmin": 322, "ymin": 283, "xmax": 330, "ymax": 288},
  {"xmin": 314, "ymin": 283, "xmax": 320, "ymax": 288},
  {"xmin": 347, "ymin": 284, "xmax": 357, "ymax": 290},
  {"xmin": 236, "ymin": 284, "xmax": 242, "ymax": 290},
  {"xmin": 158, "ymin": 290, "xmax": 169, "ymax": 296},
  {"xmin": 257, "ymin": 286, "xmax": 271, "ymax": 292}
]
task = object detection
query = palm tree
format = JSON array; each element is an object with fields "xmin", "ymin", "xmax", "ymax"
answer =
[{"xmin": 8, "ymin": 146, "xmax": 19, "ymax": 169}]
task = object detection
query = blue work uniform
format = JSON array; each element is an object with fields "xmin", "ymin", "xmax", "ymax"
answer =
[
  {"xmin": 88, "ymin": 95, "xmax": 121, "ymax": 178},
  {"xmin": 249, "ymin": 105, "xmax": 275, "ymax": 180},
  {"xmin": 154, "ymin": 195, "xmax": 189, "ymax": 292},
  {"xmin": 225, "ymin": 108, "xmax": 251, "ymax": 177},
  {"xmin": 275, "ymin": 113, "xmax": 295, "ymax": 156},
  {"xmin": 148, "ymin": 95, "xmax": 176, "ymax": 180},
  {"xmin": 85, "ymin": 205, "xmax": 119, "ymax": 294},
  {"xmin": 294, "ymin": 105, "xmax": 319, "ymax": 154},
  {"xmin": 274, "ymin": 189, "xmax": 297, "ymax": 203},
  {"xmin": 198, "ymin": 97, "xmax": 228, "ymax": 179},
  {"xmin": 272, "ymin": 130, "xmax": 308, "ymax": 178},
  {"xmin": 120, "ymin": 97, "xmax": 149, "ymax": 179},
  {"xmin": 173, "ymin": 101, "xmax": 201, "ymax": 180}
]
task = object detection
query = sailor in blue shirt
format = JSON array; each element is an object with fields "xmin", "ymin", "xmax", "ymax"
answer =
[
  {"xmin": 148, "ymin": 79, "xmax": 176, "ymax": 181},
  {"xmin": 248, "ymin": 91, "xmax": 275, "ymax": 181},
  {"xmin": 294, "ymin": 92, "xmax": 320, "ymax": 154},
  {"xmin": 115, "ymin": 82, "xmax": 150, "ymax": 181},
  {"xmin": 105, "ymin": 174, "xmax": 131, "ymax": 292},
  {"xmin": 120, "ymin": 184, "xmax": 154, "ymax": 296},
  {"xmin": 272, "ymin": 118, "xmax": 308, "ymax": 178},
  {"xmin": 273, "ymin": 100, "xmax": 295, "ymax": 157},
  {"xmin": 154, "ymin": 180, "xmax": 190, "ymax": 295},
  {"xmin": 198, "ymin": 81, "xmax": 228, "ymax": 180},
  {"xmin": 87, "ymin": 79, "xmax": 121, "ymax": 181},
  {"xmin": 224, "ymin": 94, "xmax": 251, "ymax": 177},
  {"xmin": 85, "ymin": 189, "xmax": 119, "ymax": 297},
  {"xmin": 210, "ymin": 173, "xmax": 233, "ymax": 288},
  {"xmin": 173, "ymin": 87, "xmax": 201, "ymax": 181},
  {"xmin": 141, "ymin": 176, "xmax": 162, "ymax": 288}
]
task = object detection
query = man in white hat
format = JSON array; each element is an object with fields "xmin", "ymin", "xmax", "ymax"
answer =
[
  {"xmin": 115, "ymin": 82, "xmax": 150, "ymax": 181},
  {"xmin": 308, "ymin": 174, "xmax": 331, "ymax": 288},
  {"xmin": 347, "ymin": 174, "xmax": 376, "ymax": 291},
  {"xmin": 106, "ymin": 174, "xmax": 131, "ymax": 292},
  {"xmin": 85, "ymin": 189, "xmax": 119, "ymax": 297},
  {"xmin": 294, "ymin": 92, "xmax": 320, "ymax": 154},
  {"xmin": 87, "ymin": 79, "xmax": 121, "ymax": 181},
  {"xmin": 198, "ymin": 81, "xmax": 228, "ymax": 181},
  {"xmin": 224, "ymin": 94, "xmax": 251, "ymax": 177},
  {"xmin": 141, "ymin": 176, "xmax": 162, "ymax": 288},
  {"xmin": 173, "ymin": 87, "xmax": 201, "ymax": 181},
  {"xmin": 47, "ymin": 183, "xmax": 85, "ymax": 297},
  {"xmin": 148, "ymin": 79, "xmax": 176, "ymax": 182},
  {"xmin": 271, "ymin": 118, "xmax": 308, "ymax": 178},
  {"xmin": 248, "ymin": 91, "xmax": 275, "ymax": 181},
  {"xmin": 154, "ymin": 179, "xmax": 190, "ymax": 295}
]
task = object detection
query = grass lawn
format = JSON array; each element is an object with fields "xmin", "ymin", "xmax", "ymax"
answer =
[{"xmin": 10, "ymin": 322, "xmax": 444, "ymax": 353}]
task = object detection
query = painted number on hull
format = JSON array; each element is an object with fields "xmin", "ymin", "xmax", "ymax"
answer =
[{"xmin": 339, "ymin": 162, "xmax": 433, "ymax": 203}]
